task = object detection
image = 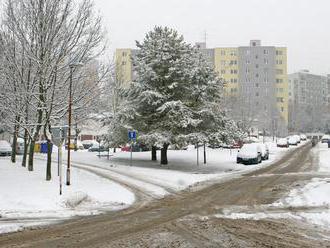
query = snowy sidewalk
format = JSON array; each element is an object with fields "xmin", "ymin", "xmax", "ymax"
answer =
[{"xmin": 0, "ymin": 158, "xmax": 135, "ymax": 234}]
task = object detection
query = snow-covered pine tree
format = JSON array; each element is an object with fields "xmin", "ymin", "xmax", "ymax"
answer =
[{"xmin": 117, "ymin": 26, "xmax": 244, "ymax": 164}]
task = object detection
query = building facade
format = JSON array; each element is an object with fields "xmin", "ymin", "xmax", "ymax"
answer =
[
  {"xmin": 288, "ymin": 70, "xmax": 328, "ymax": 132},
  {"xmin": 115, "ymin": 40, "xmax": 288, "ymax": 134}
]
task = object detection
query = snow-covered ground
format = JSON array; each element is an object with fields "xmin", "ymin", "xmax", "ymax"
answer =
[
  {"xmin": 0, "ymin": 138, "xmax": 295, "ymax": 234},
  {"xmin": 65, "ymin": 139, "xmax": 293, "ymax": 196},
  {"xmin": 217, "ymin": 142, "xmax": 330, "ymax": 229},
  {"xmin": 0, "ymin": 157, "xmax": 135, "ymax": 234}
]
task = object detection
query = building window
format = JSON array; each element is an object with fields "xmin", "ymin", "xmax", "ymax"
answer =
[
  {"xmin": 122, "ymin": 52, "xmax": 127, "ymax": 56},
  {"xmin": 256, "ymin": 92, "xmax": 259, "ymax": 97},
  {"xmin": 246, "ymin": 50, "xmax": 250, "ymax": 55},
  {"xmin": 276, "ymin": 50, "xmax": 283, "ymax": 55},
  {"xmin": 256, "ymin": 64, "xmax": 259, "ymax": 68},
  {"xmin": 256, "ymin": 73, "xmax": 259, "ymax": 78},
  {"xmin": 276, "ymin": 78, "xmax": 283, "ymax": 83},
  {"xmin": 255, "ymin": 55, "xmax": 259, "ymax": 59},
  {"xmin": 276, "ymin": 69, "xmax": 283, "ymax": 75},
  {"xmin": 246, "ymin": 60, "xmax": 250, "ymax": 64},
  {"xmin": 256, "ymin": 83, "xmax": 259, "ymax": 87},
  {"xmin": 264, "ymin": 59, "xmax": 268, "ymax": 64},
  {"xmin": 122, "ymin": 61, "xmax": 126, "ymax": 66},
  {"xmin": 281, "ymin": 107, "xmax": 284, "ymax": 112},
  {"xmin": 264, "ymin": 50, "xmax": 269, "ymax": 55},
  {"xmin": 221, "ymin": 69, "xmax": 226, "ymax": 74},
  {"xmin": 276, "ymin": 60, "xmax": 283, "ymax": 65},
  {"xmin": 221, "ymin": 50, "xmax": 226, "ymax": 56},
  {"xmin": 230, "ymin": 50, "xmax": 237, "ymax": 56},
  {"xmin": 277, "ymin": 97, "xmax": 284, "ymax": 103}
]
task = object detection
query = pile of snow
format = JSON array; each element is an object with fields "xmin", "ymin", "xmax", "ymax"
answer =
[{"xmin": 0, "ymin": 158, "xmax": 135, "ymax": 233}]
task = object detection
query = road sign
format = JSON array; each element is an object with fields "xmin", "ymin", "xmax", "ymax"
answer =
[
  {"xmin": 128, "ymin": 130, "xmax": 137, "ymax": 141},
  {"xmin": 51, "ymin": 127, "xmax": 68, "ymax": 146}
]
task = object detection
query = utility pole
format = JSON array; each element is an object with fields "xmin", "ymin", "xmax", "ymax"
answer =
[
  {"xmin": 66, "ymin": 62, "xmax": 83, "ymax": 186},
  {"xmin": 197, "ymin": 143, "xmax": 199, "ymax": 166},
  {"xmin": 67, "ymin": 66, "xmax": 73, "ymax": 186},
  {"xmin": 203, "ymin": 142, "xmax": 206, "ymax": 164}
]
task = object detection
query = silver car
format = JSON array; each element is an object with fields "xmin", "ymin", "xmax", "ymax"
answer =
[{"xmin": 0, "ymin": 140, "xmax": 12, "ymax": 156}]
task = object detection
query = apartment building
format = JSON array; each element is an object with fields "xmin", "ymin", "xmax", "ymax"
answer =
[
  {"xmin": 288, "ymin": 70, "xmax": 328, "ymax": 132},
  {"xmin": 115, "ymin": 40, "xmax": 288, "ymax": 134}
]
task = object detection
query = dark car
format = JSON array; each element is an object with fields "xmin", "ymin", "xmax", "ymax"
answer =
[{"xmin": 88, "ymin": 144, "xmax": 108, "ymax": 152}]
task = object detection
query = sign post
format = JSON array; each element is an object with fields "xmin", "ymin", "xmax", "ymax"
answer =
[
  {"xmin": 52, "ymin": 126, "xmax": 68, "ymax": 195},
  {"xmin": 128, "ymin": 130, "xmax": 137, "ymax": 167}
]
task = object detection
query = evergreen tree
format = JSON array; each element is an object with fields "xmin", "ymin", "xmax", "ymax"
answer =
[{"xmin": 115, "ymin": 26, "xmax": 243, "ymax": 164}]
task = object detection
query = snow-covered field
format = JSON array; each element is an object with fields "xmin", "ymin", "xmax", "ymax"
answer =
[
  {"xmin": 218, "ymin": 142, "xmax": 330, "ymax": 229},
  {"xmin": 0, "ymin": 158, "xmax": 135, "ymax": 234},
  {"xmin": 0, "ymin": 138, "xmax": 293, "ymax": 234}
]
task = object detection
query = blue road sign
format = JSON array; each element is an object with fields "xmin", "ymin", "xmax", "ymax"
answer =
[{"xmin": 128, "ymin": 130, "xmax": 137, "ymax": 141}]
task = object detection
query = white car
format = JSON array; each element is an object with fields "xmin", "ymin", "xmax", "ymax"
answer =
[
  {"xmin": 259, "ymin": 143, "xmax": 269, "ymax": 160},
  {"xmin": 288, "ymin": 136, "xmax": 298, "ymax": 146},
  {"xmin": 300, "ymin": 134, "xmax": 307, "ymax": 141},
  {"xmin": 237, "ymin": 143, "xmax": 262, "ymax": 165},
  {"xmin": 277, "ymin": 138, "xmax": 289, "ymax": 148},
  {"xmin": 293, "ymin": 135, "xmax": 301, "ymax": 143},
  {"xmin": 0, "ymin": 140, "xmax": 12, "ymax": 156}
]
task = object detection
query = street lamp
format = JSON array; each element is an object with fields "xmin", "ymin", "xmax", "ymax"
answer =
[{"xmin": 67, "ymin": 62, "xmax": 83, "ymax": 186}]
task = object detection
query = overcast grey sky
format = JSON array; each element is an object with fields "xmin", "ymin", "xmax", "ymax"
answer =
[{"xmin": 94, "ymin": 0, "xmax": 330, "ymax": 75}]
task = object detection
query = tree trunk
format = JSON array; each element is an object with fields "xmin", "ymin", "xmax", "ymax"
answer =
[
  {"xmin": 46, "ymin": 139, "xmax": 52, "ymax": 181},
  {"xmin": 28, "ymin": 124, "xmax": 42, "ymax": 171},
  {"xmin": 28, "ymin": 139, "xmax": 35, "ymax": 171},
  {"xmin": 160, "ymin": 143, "xmax": 169, "ymax": 165},
  {"xmin": 22, "ymin": 129, "xmax": 29, "ymax": 167},
  {"xmin": 113, "ymin": 147, "xmax": 116, "ymax": 153},
  {"xmin": 151, "ymin": 146, "xmax": 157, "ymax": 161},
  {"xmin": 11, "ymin": 123, "xmax": 19, "ymax": 163}
]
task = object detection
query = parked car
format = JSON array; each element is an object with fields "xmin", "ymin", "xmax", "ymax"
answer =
[
  {"xmin": 300, "ymin": 134, "xmax": 307, "ymax": 141},
  {"xmin": 0, "ymin": 140, "xmax": 12, "ymax": 156},
  {"xmin": 259, "ymin": 143, "xmax": 269, "ymax": 160},
  {"xmin": 288, "ymin": 136, "xmax": 298, "ymax": 146},
  {"xmin": 237, "ymin": 143, "xmax": 262, "ymax": 165},
  {"xmin": 88, "ymin": 143, "xmax": 108, "ymax": 152},
  {"xmin": 293, "ymin": 135, "xmax": 301, "ymax": 143},
  {"xmin": 82, "ymin": 140, "xmax": 98, "ymax": 149},
  {"xmin": 11, "ymin": 138, "xmax": 25, "ymax": 155},
  {"xmin": 277, "ymin": 138, "xmax": 289, "ymax": 148},
  {"xmin": 321, "ymin": 135, "xmax": 330, "ymax": 143},
  {"xmin": 121, "ymin": 143, "xmax": 149, "ymax": 152}
]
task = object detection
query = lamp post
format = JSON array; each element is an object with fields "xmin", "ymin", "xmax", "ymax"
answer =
[{"xmin": 67, "ymin": 62, "xmax": 83, "ymax": 186}]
